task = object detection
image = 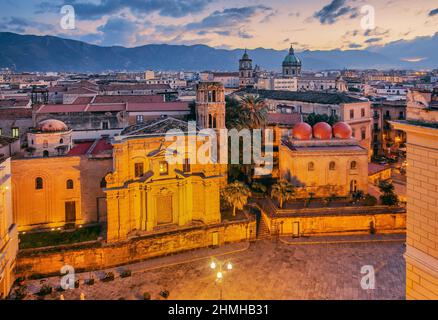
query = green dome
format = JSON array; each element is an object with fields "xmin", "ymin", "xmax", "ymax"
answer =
[
  {"xmin": 283, "ymin": 46, "xmax": 301, "ymax": 66},
  {"xmin": 241, "ymin": 49, "xmax": 250, "ymax": 60}
]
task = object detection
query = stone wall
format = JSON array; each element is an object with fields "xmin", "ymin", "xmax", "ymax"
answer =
[
  {"xmin": 16, "ymin": 219, "xmax": 256, "ymax": 277},
  {"xmin": 259, "ymin": 200, "xmax": 406, "ymax": 236}
]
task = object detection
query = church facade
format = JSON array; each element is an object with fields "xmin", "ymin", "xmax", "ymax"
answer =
[{"xmin": 104, "ymin": 117, "xmax": 223, "ymax": 242}]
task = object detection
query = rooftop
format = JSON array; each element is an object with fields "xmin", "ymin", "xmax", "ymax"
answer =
[
  {"xmin": 267, "ymin": 113, "xmax": 302, "ymax": 126},
  {"xmin": 67, "ymin": 138, "xmax": 113, "ymax": 157},
  {"xmin": 121, "ymin": 116, "xmax": 198, "ymax": 137},
  {"xmin": 237, "ymin": 88, "xmax": 366, "ymax": 104},
  {"xmin": 0, "ymin": 135, "xmax": 18, "ymax": 147}
]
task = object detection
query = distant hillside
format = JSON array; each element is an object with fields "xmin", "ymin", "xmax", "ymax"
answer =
[{"xmin": 0, "ymin": 32, "xmax": 437, "ymax": 72}]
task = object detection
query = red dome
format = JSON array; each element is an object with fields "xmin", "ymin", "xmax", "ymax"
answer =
[
  {"xmin": 293, "ymin": 122, "xmax": 312, "ymax": 140},
  {"xmin": 313, "ymin": 122, "xmax": 332, "ymax": 140},
  {"xmin": 333, "ymin": 122, "xmax": 352, "ymax": 139}
]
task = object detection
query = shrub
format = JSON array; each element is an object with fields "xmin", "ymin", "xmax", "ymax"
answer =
[
  {"xmin": 85, "ymin": 278, "xmax": 95, "ymax": 286},
  {"xmin": 101, "ymin": 272, "xmax": 115, "ymax": 282},
  {"xmin": 74, "ymin": 280, "xmax": 80, "ymax": 288},
  {"xmin": 143, "ymin": 292, "xmax": 151, "ymax": 300},
  {"xmin": 37, "ymin": 284, "xmax": 53, "ymax": 296},
  {"xmin": 55, "ymin": 286, "xmax": 65, "ymax": 292},
  {"xmin": 120, "ymin": 270, "xmax": 132, "ymax": 278},
  {"xmin": 12, "ymin": 287, "xmax": 27, "ymax": 300},
  {"xmin": 363, "ymin": 195, "xmax": 378, "ymax": 206}
]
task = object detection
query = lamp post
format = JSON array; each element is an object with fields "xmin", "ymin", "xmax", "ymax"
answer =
[{"xmin": 210, "ymin": 259, "xmax": 233, "ymax": 300}]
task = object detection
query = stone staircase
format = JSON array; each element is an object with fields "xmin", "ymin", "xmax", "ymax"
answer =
[{"xmin": 256, "ymin": 216, "xmax": 272, "ymax": 240}]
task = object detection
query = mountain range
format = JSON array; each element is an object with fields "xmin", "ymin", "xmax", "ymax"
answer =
[{"xmin": 0, "ymin": 32, "xmax": 437, "ymax": 72}]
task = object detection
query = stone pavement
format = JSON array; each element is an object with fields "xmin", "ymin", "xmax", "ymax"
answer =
[{"xmin": 19, "ymin": 235, "xmax": 406, "ymax": 300}]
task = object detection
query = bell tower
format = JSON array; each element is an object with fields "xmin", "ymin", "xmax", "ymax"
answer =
[
  {"xmin": 239, "ymin": 49, "xmax": 254, "ymax": 88},
  {"xmin": 196, "ymin": 82, "xmax": 226, "ymax": 130}
]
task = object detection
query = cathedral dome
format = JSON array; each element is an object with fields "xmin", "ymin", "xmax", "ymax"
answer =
[
  {"xmin": 283, "ymin": 45, "xmax": 301, "ymax": 66},
  {"xmin": 313, "ymin": 122, "xmax": 332, "ymax": 140},
  {"xmin": 333, "ymin": 122, "xmax": 352, "ymax": 139},
  {"xmin": 37, "ymin": 119, "xmax": 69, "ymax": 133},
  {"xmin": 293, "ymin": 122, "xmax": 313, "ymax": 140}
]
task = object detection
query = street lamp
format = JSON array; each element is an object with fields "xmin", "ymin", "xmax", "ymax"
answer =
[{"xmin": 210, "ymin": 258, "xmax": 233, "ymax": 300}]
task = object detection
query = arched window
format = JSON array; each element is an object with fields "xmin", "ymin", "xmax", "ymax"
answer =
[
  {"xmin": 35, "ymin": 177, "xmax": 43, "ymax": 190},
  {"xmin": 350, "ymin": 161, "xmax": 357, "ymax": 170},
  {"xmin": 66, "ymin": 179, "xmax": 74, "ymax": 189},
  {"xmin": 43, "ymin": 150, "xmax": 49, "ymax": 157},
  {"xmin": 329, "ymin": 161, "xmax": 336, "ymax": 171},
  {"xmin": 308, "ymin": 162, "xmax": 315, "ymax": 171},
  {"xmin": 60, "ymin": 138, "xmax": 64, "ymax": 144}
]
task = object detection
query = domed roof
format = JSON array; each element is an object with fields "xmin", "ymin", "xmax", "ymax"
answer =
[
  {"xmin": 313, "ymin": 122, "xmax": 332, "ymax": 140},
  {"xmin": 283, "ymin": 45, "xmax": 301, "ymax": 66},
  {"xmin": 241, "ymin": 49, "xmax": 250, "ymax": 60},
  {"xmin": 293, "ymin": 122, "xmax": 312, "ymax": 140},
  {"xmin": 37, "ymin": 119, "xmax": 69, "ymax": 133},
  {"xmin": 333, "ymin": 122, "xmax": 352, "ymax": 139}
]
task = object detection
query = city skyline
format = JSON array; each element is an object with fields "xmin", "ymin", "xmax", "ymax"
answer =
[{"xmin": 0, "ymin": 0, "xmax": 437, "ymax": 51}]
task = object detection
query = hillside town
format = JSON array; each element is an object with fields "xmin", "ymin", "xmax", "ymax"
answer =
[{"xmin": 1, "ymin": 40, "xmax": 438, "ymax": 301}]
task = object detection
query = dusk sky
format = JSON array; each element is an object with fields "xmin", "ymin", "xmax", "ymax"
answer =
[{"xmin": 0, "ymin": 0, "xmax": 437, "ymax": 50}]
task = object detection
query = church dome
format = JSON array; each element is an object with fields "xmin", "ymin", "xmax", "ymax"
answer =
[
  {"xmin": 241, "ymin": 49, "xmax": 251, "ymax": 60},
  {"xmin": 313, "ymin": 122, "xmax": 332, "ymax": 140},
  {"xmin": 37, "ymin": 119, "xmax": 69, "ymax": 133},
  {"xmin": 283, "ymin": 45, "xmax": 301, "ymax": 66},
  {"xmin": 333, "ymin": 122, "xmax": 353, "ymax": 139},
  {"xmin": 293, "ymin": 122, "xmax": 312, "ymax": 140}
]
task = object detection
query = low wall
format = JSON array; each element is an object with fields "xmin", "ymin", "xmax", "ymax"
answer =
[
  {"xmin": 259, "ymin": 200, "xmax": 406, "ymax": 236},
  {"xmin": 16, "ymin": 219, "xmax": 256, "ymax": 278}
]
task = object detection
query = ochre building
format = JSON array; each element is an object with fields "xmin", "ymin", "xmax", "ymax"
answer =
[
  {"xmin": 279, "ymin": 122, "xmax": 368, "ymax": 198},
  {"xmin": 104, "ymin": 117, "xmax": 223, "ymax": 242}
]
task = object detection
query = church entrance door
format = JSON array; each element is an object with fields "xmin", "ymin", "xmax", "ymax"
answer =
[
  {"xmin": 65, "ymin": 201, "xmax": 76, "ymax": 228},
  {"xmin": 156, "ymin": 196, "xmax": 173, "ymax": 225}
]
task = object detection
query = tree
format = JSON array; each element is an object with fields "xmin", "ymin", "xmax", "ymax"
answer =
[
  {"xmin": 378, "ymin": 181, "xmax": 399, "ymax": 206},
  {"xmin": 305, "ymin": 113, "xmax": 339, "ymax": 126},
  {"xmin": 225, "ymin": 96, "xmax": 245, "ymax": 129},
  {"xmin": 271, "ymin": 181, "xmax": 295, "ymax": 209},
  {"xmin": 221, "ymin": 181, "xmax": 252, "ymax": 216},
  {"xmin": 240, "ymin": 95, "xmax": 268, "ymax": 129}
]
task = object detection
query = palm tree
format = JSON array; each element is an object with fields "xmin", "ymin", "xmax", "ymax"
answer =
[
  {"xmin": 221, "ymin": 181, "xmax": 252, "ymax": 216},
  {"xmin": 271, "ymin": 181, "xmax": 295, "ymax": 209},
  {"xmin": 240, "ymin": 95, "xmax": 268, "ymax": 129}
]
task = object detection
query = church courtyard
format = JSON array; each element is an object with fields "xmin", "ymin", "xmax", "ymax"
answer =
[{"xmin": 18, "ymin": 235, "xmax": 406, "ymax": 300}]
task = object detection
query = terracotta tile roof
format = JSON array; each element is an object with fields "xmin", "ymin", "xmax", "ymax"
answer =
[
  {"xmin": 93, "ymin": 95, "xmax": 164, "ymax": 104},
  {"xmin": 65, "ymin": 87, "xmax": 98, "ymax": 94},
  {"xmin": 37, "ymin": 104, "xmax": 88, "ymax": 113},
  {"xmin": 37, "ymin": 101, "xmax": 189, "ymax": 113},
  {"xmin": 126, "ymin": 102, "xmax": 189, "ymax": 112},
  {"xmin": 368, "ymin": 163, "xmax": 391, "ymax": 175},
  {"xmin": 0, "ymin": 108, "xmax": 32, "ymax": 119},
  {"xmin": 267, "ymin": 113, "xmax": 302, "ymax": 126},
  {"xmin": 67, "ymin": 141, "xmax": 94, "ymax": 155},
  {"xmin": 67, "ymin": 139, "xmax": 113, "ymax": 156},
  {"xmin": 0, "ymin": 98, "xmax": 31, "ymax": 108},
  {"xmin": 100, "ymin": 83, "xmax": 172, "ymax": 91},
  {"xmin": 71, "ymin": 96, "xmax": 94, "ymax": 104}
]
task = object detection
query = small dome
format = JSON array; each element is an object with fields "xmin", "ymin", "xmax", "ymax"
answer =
[
  {"xmin": 293, "ymin": 122, "xmax": 312, "ymax": 140},
  {"xmin": 37, "ymin": 119, "xmax": 69, "ymax": 133},
  {"xmin": 283, "ymin": 45, "xmax": 301, "ymax": 66},
  {"xmin": 333, "ymin": 122, "xmax": 352, "ymax": 139},
  {"xmin": 313, "ymin": 122, "xmax": 332, "ymax": 140}
]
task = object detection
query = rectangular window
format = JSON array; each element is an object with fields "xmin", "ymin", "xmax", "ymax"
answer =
[
  {"xmin": 159, "ymin": 161, "xmax": 169, "ymax": 175},
  {"xmin": 102, "ymin": 121, "xmax": 109, "ymax": 130},
  {"xmin": 350, "ymin": 110, "xmax": 354, "ymax": 119},
  {"xmin": 183, "ymin": 158, "xmax": 191, "ymax": 173},
  {"xmin": 134, "ymin": 163, "xmax": 144, "ymax": 178},
  {"xmin": 361, "ymin": 109, "xmax": 365, "ymax": 117},
  {"xmin": 361, "ymin": 129, "xmax": 366, "ymax": 140},
  {"xmin": 136, "ymin": 115, "xmax": 144, "ymax": 124},
  {"xmin": 12, "ymin": 127, "xmax": 19, "ymax": 138}
]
